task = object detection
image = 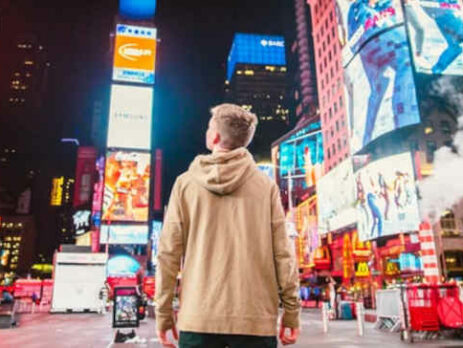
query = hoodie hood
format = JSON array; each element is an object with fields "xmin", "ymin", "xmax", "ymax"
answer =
[{"xmin": 188, "ymin": 148, "xmax": 257, "ymax": 195}]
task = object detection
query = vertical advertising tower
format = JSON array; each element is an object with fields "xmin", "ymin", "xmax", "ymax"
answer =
[{"xmin": 99, "ymin": 1, "xmax": 158, "ymax": 278}]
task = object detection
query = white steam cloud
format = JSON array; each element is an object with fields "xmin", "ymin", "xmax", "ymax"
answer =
[{"xmin": 419, "ymin": 77, "xmax": 463, "ymax": 222}]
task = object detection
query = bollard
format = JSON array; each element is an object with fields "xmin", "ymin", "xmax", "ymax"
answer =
[
  {"xmin": 356, "ymin": 302, "xmax": 365, "ymax": 336},
  {"xmin": 322, "ymin": 302, "xmax": 329, "ymax": 333}
]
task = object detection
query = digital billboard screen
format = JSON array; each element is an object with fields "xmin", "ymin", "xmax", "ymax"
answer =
[
  {"xmin": 227, "ymin": 33, "xmax": 286, "ymax": 80},
  {"xmin": 274, "ymin": 122, "xmax": 324, "ymax": 204},
  {"xmin": 404, "ymin": 0, "xmax": 463, "ymax": 75},
  {"xmin": 113, "ymin": 24, "xmax": 157, "ymax": 84},
  {"xmin": 73, "ymin": 147, "xmax": 97, "ymax": 207},
  {"xmin": 355, "ymin": 152, "xmax": 420, "ymax": 241},
  {"xmin": 119, "ymin": 0, "xmax": 156, "ymax": 19},
  {"xmin": 151, "ymin": 221, "xmax": 162, "ymax": 266},
  {"xmin": 317, "ymin": 159, "xmax": 357, "ymax": 234},
  {"xmin": 107, "ymin": 84, "xmax": 153, "ymax": 150},
  {"xmin": 345, "ymin": 26, "xmax": 421, "ymax": 154},
  {"xmin": 100, "ymin": 224, "xmax": 149, "ymax": 244},
  {"xmin": 336, "ymin": 0, "xmax": 404, "ymax": 65},
  {"xmin": 102, "ymin": 151, "xmax": 151, "ymax": 222}
]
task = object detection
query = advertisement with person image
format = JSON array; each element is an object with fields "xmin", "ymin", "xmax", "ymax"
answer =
[{"xmin": 355, "ymin": 152, "xmax": 421, "ymax": 241}]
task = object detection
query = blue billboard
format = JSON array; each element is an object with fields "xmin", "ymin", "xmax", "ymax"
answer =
[
  {"xmin": 336, "ymin": 0, "xmax": 405, "ymax": 65},
  {"xmin": 345, "ymin": 26, "xmax": 421, "ymax": 153},
  {"xmin": 227, "ymin": 33, "xmax": 286, "ymax": 80},
  {"xmin": 119, "ymin": 0, "xmax": 156, "ymax": 19},
  {"xmin": 405, "ymin": 0, "xmax": 463, "ymax": 75}
]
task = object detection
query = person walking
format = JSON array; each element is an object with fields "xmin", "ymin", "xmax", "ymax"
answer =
[{"xmin": 155, "ymin": 104, "xmax": 301, "ymax": 347}]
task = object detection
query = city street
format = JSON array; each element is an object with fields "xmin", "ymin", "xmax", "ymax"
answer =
[{"xmin": 3, "ymin": 309, "xmax": 463, "ymax": 347}]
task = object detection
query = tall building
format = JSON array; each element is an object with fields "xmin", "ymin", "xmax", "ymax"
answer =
[
  {"xmin": 291, "ymin": 0, "xmax": 318, "ymax": 126},
  {"xmin": 307, "ymin": 0, "xmax": 349, "ymax": 173},
  {"xmin": 225, "ymin": 33, "xmax": 290, "ymax": 161},
  {"xmin": 0, "ymin": 215, "xmax": 37, "ymax": 282}
]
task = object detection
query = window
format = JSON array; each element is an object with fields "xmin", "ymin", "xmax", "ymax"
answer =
[
  {"xmin": 332, "ymin": 144, "xmax": 336, "ymax": 155},
  {"xmin": 332, "ymin": 27, "xmax": 336, "ymax": 38},
  {"xmin": 330, "ymin": 11, "xmax": 333, "ymax": 20},
  {"xmin": 337, "ymin": 139, "xmax": 341, "ymax": 151},
  {"xmin": 328, "ymin": 51, "xmax": 332, "ymax": 61},
  {"xmin": 441, "ymin": 211, "xmax": 458, "ymax": 237},
  {"xmin": 334, "ymin": 102, "xmax": 338, "ymax": 113},
  {"xmin": 331, "ymin": 67, "xmax": 334, "ymax": 79},
  {"xmin": 441, "ymin": 120, "xmax": 451, "ymax": 135},
  {"xmin": 426, "ymin": 141, "xmax": 437, "ymax": 163},
  {"xmin": 327, "ymin": 147, "xmax": 331, "ymax": 159},
  {"xmin": 336, "ymin": 120, "xmax": 339, "ymax": 131},
  {"xmin": 339, "ymin": 96, "xmax": 343, "ymax": 107},
  {"xmin": 329, "ymin": 107, "xmax": 332, "ymax": 119}
]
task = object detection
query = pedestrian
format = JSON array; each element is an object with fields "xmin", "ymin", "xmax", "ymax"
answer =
[
  {"xmin": 155, "ymin": 104, "xmax": 301, "ymax": 347},
  {"xmin": 312, "ymin": 286, "xmax": 321, "ymax": 308}
]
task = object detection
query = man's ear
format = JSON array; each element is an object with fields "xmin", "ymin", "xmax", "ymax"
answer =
[{"xmin": 213, "ymin": 132, "xmax": 221, "ymax": 145}]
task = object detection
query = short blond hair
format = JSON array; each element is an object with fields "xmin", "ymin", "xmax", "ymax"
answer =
[{"xmin": 210, "ymin": 103, "xmax": 258, "ymax": 149}]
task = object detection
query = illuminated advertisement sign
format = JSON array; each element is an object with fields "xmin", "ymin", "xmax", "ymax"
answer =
[
  {"xmin": 279, "ymin": 125, "xmax": 324, "ymax": 187},
  {"xmin": 73, "ymin": 147, "xmax": 97, "ymax": 207},
  {"xmin": 227, "ymin": 33, "xmax": 286, "ymax": 80},
  {"xmin": 405, "ymin": 0, "xmax": 463, "ymax": 75},
  {"xmin": 113, "ymin": 24, "xmax": 157, "ymax": 84},
  {"xmin": 273, "ymin": 122, "xmax": 323, "ymax": 203},
  {"xmin": 317, "ymin": 159, "xmax": 357, "ymax": 234},
  {"xmin": 102, "ymin": 151, "xmax": 150, "ymax": 222},
  {"xmin": 99, "ymin": 224, "xmax": 148, "ymax": 244},
  {"xmin": 91, "ymin": 156, "xmax": 105, "ymax": 228},
  {"xmin": 355, "ymin": 152, "xmax": 420, "ymax": 241},
  {"xmin": 120, "ymin": 0, "xmax": 156, "ymax": 19},
  {"xmin": 107, "ymin": 85, "xmax": 153, "ymax": 150},
  {"xmin": 50, "ymin": 177, "xmax": 64, "ymax": 206},
  {"xmin": 107, "ymin": 255, "xmax": 141, "ymax": 277},
  {"xmin": 336, "ymin": 0, "xmax": 404, "ymax": 65},
  {"xmin": 345, "ymin": 26, "xmax": 421, "ymax": 153},
  {"xmin": 151, "ymin": 221, "xmax": 162, "ymax": 266},
  {"xmin": 73, "ymin": 210, "xmax": 91, "ymax": 236}
]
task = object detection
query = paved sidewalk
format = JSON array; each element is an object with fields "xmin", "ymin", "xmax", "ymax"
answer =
[{"xmin": 2, "ymin": 309, "xmax": 463, "ymax": 347}]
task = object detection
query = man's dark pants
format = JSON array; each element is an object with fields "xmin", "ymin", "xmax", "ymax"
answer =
[{"xmin": 179, "ymin": 331, "xmax": 277, "ymax": 348}]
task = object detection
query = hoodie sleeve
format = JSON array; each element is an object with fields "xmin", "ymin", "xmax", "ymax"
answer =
[
  {"xmin": 271, "ymin": 184, "xmax": 301, "ymax": 328},
  {"xmin": 155, "ymin": 179, "xmax": 185, "ymax": 331}
]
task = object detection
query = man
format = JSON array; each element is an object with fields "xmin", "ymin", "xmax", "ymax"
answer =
[{"xmin": 155, "ymin": 104, "xmax": 301, "ymax": 347}]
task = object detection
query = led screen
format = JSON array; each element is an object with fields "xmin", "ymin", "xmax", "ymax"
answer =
[
  {"xmin": 120, "ymin": 0, "xmax": 156, "ymax": 19},
  {"xmin": 102, "ymin": 151, "xmax": 151, "ymax": 222},
  {"xmin": 227, "ymin": 33, "xmax": 286, "ymax": 80},
  {"xmin": 355, "ymin": 152, "xmax": 420, "ymax": 241},
  {"xmin": 107, "ymin": 85, "xmax": 153, "ymax": 150},
  {"xmin": 151, "ymin": 221, "xmax": 162, "ymax": 266},
  {"xmin": 317, "ymin": 159, "xmax": 357, "ymax": 234},
  {"xmin": 404, "ymin": 0, "xmax": 463, "ymax": 75},
  {"xmin": 336, "ymin": 0, "xmax": 404, "ymax": 65},
  {"xmin": 275, "ymin": 122, "xmax": 324, "ymax": 203},
  {"xmin": 113, "ymin": 24, "xmax": 157, "ymax": 84},
  {"xmin": 345, "ymin": 26, "xmax": 420, "ymax": 154},
  {"xmin": 107, "ymin": 255, "xmax": 141, "ymax": 277},
  {"xmin": 99, "ymin": 224, "xmax": 149, "ymax": 244}
]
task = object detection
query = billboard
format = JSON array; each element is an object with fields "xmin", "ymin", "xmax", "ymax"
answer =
[
  {"xmin": 355, "ymin": 152, "xmax": 420, "ymax": 241},
  {"xmin": 91, "ymin": 156, "xmax": 105, "ymax": 228},
  {"xmin": 113, "ymin": 24, "xmax": 157, "ymax": 84},
  {"xmin": 99, "ymin": 224, "xmax": 149, "ymax": 244},
  {"xmin": 151, "ymin": 221, "xmax": 162, "ymax": 266},
  {"xmin": 50, "ymin": 177, "xmax": 64, "ymax": 206},
  {"xmin": 345, "ymin": 26, "xmax": 421, "ymax": 153},
  {"xmin": 102, "ymin": 151, "xmax": 151, "ymax": 222},
  {"xmin": 336, "ymin": 0, "xmax": 404, "ymax": 65},
  {"xmin": 317, "ymin": 159, "xmax": 357, "ymax": 234},
  {"xmin": 73, "ymin": 210, "xmax": 91, "ymax": 236},
  {"xmin": 73, "ymin": 147, "xmax": 97, "ymax": 207},
  {"xmin": 107, "ymin": 85, "xmax": 153, "ymax": 150},
  {"xmin": 227, "ymin": 33, "xmax": 286, "ymax": 80},
  {"xmin": 273, "ymin": 122, "xmax": 324, "ymax": 204},
  {"xmin": 120, "ymin": 0, "xmax": 156, "ymax": 19},
  {"xmin": 404, "ymin": 0, "xmax": 463, "ymax": 75}
]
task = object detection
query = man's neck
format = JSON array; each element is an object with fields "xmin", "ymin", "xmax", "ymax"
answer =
[{"xmin": 212, "ymin": 145, "xmax": 231, "ymax": 153}]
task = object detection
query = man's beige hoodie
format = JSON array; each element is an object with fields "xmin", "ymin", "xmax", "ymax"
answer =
[{"xmin": 155, "ymin": 147, "xmax": 300, "ymax": 336}]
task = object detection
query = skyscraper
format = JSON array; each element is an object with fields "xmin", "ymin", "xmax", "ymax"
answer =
[
  {"xmin": 225, "ymin": 33, "xmax": 290, "ymax": 161},
  {"xmin": 307, "ymin": 0, "xmax": 349, "ymax": 173}
]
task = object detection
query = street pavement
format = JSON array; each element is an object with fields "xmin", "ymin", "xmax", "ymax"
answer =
[{"xmin": 2, "ymin": 309, "xmax": 463, "ymax": 347}]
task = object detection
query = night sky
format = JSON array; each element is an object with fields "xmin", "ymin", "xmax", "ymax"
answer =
[{"xmin": 1, "ymin": 0, "xmax": 293, "ymax": 201}]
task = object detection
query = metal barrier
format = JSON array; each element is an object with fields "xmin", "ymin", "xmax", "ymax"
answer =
[
  {"xmin": 356, "ymin": 302, "xmax": 365, "ymax": 336},
  {"xmin": 375, "ymin": 289, "xmax": 402, "ymax": 332}
]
